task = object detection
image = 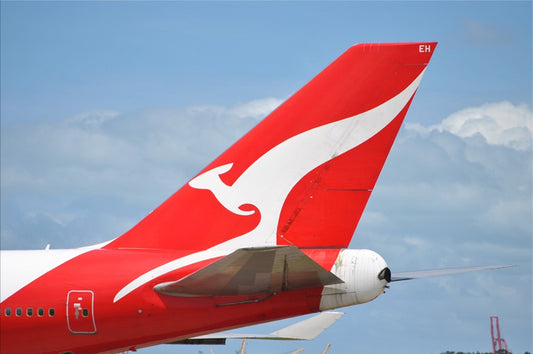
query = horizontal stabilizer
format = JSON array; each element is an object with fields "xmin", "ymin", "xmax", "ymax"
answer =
[
  {"xmin": 391, "ymin": 265, "xmax": 514, "ymax": 282},
  {"xmin": 154, "ymin": 246, "xmax": 343, "ymax": 297},
  {"xmin": 191, "ymin": 311, "xmax": 344, "ymax": 341},
  {"xmin": 270, "ymin": 311, "xmax": 344, "ymax": 340}
]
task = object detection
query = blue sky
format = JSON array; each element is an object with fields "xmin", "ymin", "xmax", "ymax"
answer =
[{"xmin": 1, "ymin": 2, "xmax": 531, "ymax": 354}]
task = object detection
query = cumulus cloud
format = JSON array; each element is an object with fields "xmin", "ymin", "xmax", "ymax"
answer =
[
  {"xmin": 2, "ymin": 98, "xmax": 531, "ymax": 255},
  {"xmin": 352, "ymin": 100, "xmax": 531, "ymax": 351},
  {"xmin": 0, "ymin": 99, "xmax": 280, "ymax": 249},
  {"xmin": 69, "ymin": 109, "xmax": 120, "ymax": 126},
  {"xmin": 229, "ymin": 97, "xmax": 283, "ymax": 120},
  {"xmin": 357, "ymin": 101, "xmax": 531, "ymax": 273},
  {"xmin": 407, "ymin": 101, "xmax": 532, "ymax": 150}
]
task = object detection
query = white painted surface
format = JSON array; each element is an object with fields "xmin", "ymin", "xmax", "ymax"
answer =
[{"xmin": 320, "ymin": 249, "xmax": 389, "ymax": 310}]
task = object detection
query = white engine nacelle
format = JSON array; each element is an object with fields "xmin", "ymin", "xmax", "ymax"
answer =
[{"xmin": 319, "ymin": 249, "xmax": 390, "ymax": 311}]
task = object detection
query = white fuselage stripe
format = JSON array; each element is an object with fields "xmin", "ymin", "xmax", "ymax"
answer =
[{"xmin": 1, "ymin": 241, "xmax": 111, "ymax": 303}]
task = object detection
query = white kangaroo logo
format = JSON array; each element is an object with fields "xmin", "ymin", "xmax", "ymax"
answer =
[
  {"xmin": 114, "ymin": 70, "xmax": 426, "ymax": 302},
  {"xmin": 189, "ymin": 163, "xmax": 255, "ymax": 216},
  {"xmin": 189, "ymin": 69, "xmax": 426, "ymax": 250}
]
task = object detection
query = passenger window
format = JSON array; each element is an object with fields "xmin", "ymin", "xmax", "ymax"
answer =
[
  {"xmin": 16, "ymin": 308, "xmax": 22, "ymax": 317},
  {"xmin": 49, "ymin": 308, "xmax": 55, "ymax": 317},
  {"xmin": 38, "ymin": 308, "xmax": 44, "ymax": 317},
  {"xmin": 27, "ymin": 308, "xmax": 33, "ymax": 317},
  {"xmin": 5, "ymin": 308, "xmax": 11, "ymax": 316}
]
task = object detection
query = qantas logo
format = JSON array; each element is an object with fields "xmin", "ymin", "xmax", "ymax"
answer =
[
  {"xmin": 113, "ymin": 69, "xmax": 426, "ymax": 302},
  {"xmin": 188, "ymin": 68, "xmax": 426, "ymax": 249},
  {"xmin": 189, "ymin": 163, "xmax": 256, "ymax": 217}
]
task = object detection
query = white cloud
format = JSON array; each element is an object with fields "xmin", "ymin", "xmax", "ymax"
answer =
[
  {"xmin": 355, "ymin": 106, "xmax": 531, "ymax": 351},
  {"xmin": 0, "ymin": 99, "xmax": 282, "ymax": 249},
  {"xmin": 229, "ymin": 97, "xmax": 283, "ymax": 120},
  {"xmin": 4, "ymin": 98, "xmax": 529, "ymax": 255},
  {"xmin": 407, "ymin": 101, "xmax": 532, "ymax": 151},
  {"xmin": 69, "ymin": 109, "xmax": 120, "ymax": 126},
  {"xmin": 357, "ymin": 101, "xmax": 531, "ymax": 283}
]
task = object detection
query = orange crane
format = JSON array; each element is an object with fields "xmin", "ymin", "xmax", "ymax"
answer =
[{"xmin": 490, "ymin": 316, "xmax": 510, "ymax": 354}]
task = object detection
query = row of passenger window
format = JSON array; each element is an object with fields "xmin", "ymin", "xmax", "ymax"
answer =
[{"xmin": 1, "ymin": 307, "xmax": 55, "ymax": 317}]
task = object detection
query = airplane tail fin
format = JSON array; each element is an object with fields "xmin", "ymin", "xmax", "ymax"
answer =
[{"xmin": 106, "ymin": 42, "xmax": 436, "ymax": 251}]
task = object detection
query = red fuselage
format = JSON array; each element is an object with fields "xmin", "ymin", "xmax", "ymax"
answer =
[{"xmin": 1, "ymin": 248, "xmax": 340, "ymax": 353}]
